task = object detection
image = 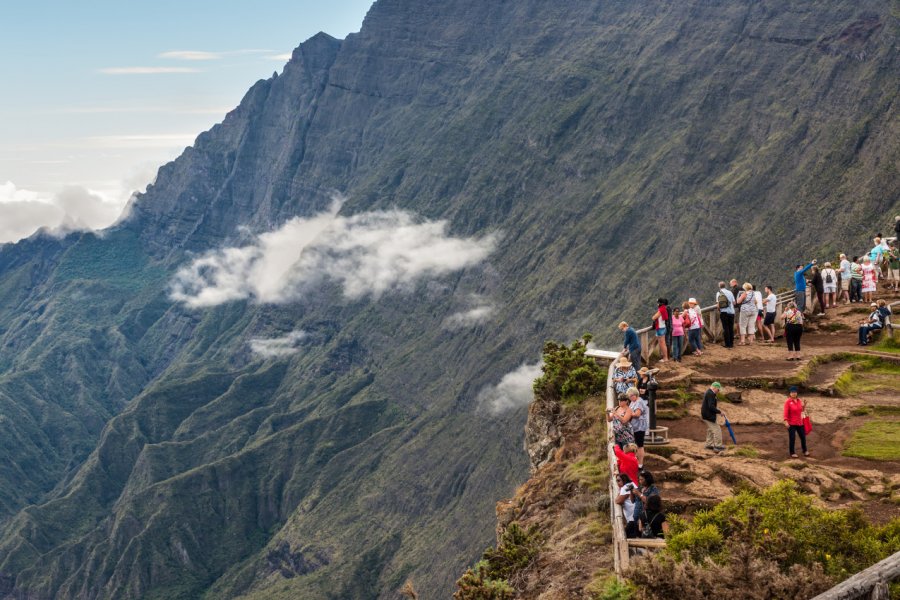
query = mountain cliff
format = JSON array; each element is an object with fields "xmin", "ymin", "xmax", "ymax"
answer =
[{"xmin": 0, "ymin": 1, "xmax": 897, "ymax": 598}]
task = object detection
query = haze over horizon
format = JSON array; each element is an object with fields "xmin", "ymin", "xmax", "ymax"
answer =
[{"xmin": 0, "ymin": 0, "xmax": 373, "ymax": 243}]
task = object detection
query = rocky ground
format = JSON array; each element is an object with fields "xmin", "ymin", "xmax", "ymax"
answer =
[{"xmin": 482, "ymin": 286, "xmax": 900, "ymax": 598}]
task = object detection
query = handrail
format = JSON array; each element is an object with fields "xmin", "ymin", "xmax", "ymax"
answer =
[
  {"xmin": 810, "ymin": 550, "xmax": 900, "ymax": 600},
  {"xmin": 605, "ymin": 363, "xmax": 630, "ymax": 577},
  {"xmin": 634, "ymin": 290, "xmax": 796, "ymax": 363}
]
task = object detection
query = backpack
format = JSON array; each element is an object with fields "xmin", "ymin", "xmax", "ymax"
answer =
[
  {"xmin": 825, "ymin": 270, "xmax": 833, "ymax": 284},
  {"xmin": 717, "ymin": 292, "xmax": 729, "ymax": 309},
  {"xmin": 641, "ymin": 511, "xmax": 662, "ymax": 538}
]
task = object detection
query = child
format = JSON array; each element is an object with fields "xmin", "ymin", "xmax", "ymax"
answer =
[{"xmin": 671, "ymin": 308, "xmax": 685, "ymax": 362}]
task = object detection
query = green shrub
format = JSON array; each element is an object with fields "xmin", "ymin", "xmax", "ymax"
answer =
[
  {"xmin": 662, "ymin": 480, "xmax": 900, "ymax": 579},
  {"xmin": 454, "ymin": 523, "xmax": 543, "ymax": 599},
  {"xmin": 533, "ymin": 335, "xmax": 607, "ymax": 404},
  {"xmin": 454, "ymin": 561, "xmax": 514, "ymax": 600},
  {"xmin": 587, "ymin": 574, "xmax": 635, "ymax": 600}
]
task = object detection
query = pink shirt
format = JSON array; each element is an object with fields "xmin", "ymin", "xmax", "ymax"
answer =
[{"xmin": 671, "ymin": 315, "xmax": 685, "ymax": 336}]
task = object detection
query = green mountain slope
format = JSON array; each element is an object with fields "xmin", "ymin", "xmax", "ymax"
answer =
[{"xmin": 0, "ymin": 1, "xmax": 897, "ymax": 598}]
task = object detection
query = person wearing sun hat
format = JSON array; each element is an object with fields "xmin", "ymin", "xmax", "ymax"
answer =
[
  {"xmin": 701, "ymin": 382, "xmax": 727, "ymax": 452},
  {"xmin": 612, "ymin": 355, "xmax": 637, "ymax": 395}
]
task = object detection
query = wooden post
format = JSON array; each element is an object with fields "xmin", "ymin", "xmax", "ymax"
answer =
[
  {"xmin": 810, "ymin": 550, "xmax": 900, "ymax": 600},
  {"xmin": 606, "ymin": 365, "xmax": 630, "ymax": 577}
]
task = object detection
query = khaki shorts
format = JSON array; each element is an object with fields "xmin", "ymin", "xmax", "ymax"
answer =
[{"xmin": 841, "ymin": 280, "xmax": 850, "ymax": 291}]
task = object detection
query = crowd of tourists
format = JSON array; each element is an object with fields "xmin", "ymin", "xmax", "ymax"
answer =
[{"xmin": 606, "ymin": 219, "xmax": 899, "ymax": 539}]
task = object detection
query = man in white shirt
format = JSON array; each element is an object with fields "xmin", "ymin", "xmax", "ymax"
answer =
[
  {"xmin": 839, "ymin": 253, "xmax": 851, "ymax": 304},
  {"xmin": 763, "ymin": 285, "xmax": 777, "ymax": 343}
]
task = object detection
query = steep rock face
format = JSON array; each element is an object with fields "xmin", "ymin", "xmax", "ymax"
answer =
[
  {"xmin": 0, "ymin": 1, "xmax": 896, "ymax": 599},
  {"xmin": 525, "ymin": 397, "xmax": 563, "ymax": 473}
]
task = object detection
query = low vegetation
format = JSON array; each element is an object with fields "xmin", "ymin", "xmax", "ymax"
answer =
[
  {"xmin": 454, "ymin": 523, "xmax": 543, "ymax": 599},
  {"xmin": 834, "ymin": 357, "xmax": 900, "ymax": 396},
  {"xmin": 843, "ymin": 421, "xmax": 900, "ymax": 461},
  {"xmin": 625, "ymin": 480, "xmax": 900, "ymax": 600}
]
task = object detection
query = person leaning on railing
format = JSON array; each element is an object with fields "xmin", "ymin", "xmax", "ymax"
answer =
[{"xmin": 619, "ymin": 321, "xmax": 642, "ymax": 369}]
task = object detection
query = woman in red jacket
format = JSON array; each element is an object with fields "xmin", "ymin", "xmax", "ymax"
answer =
[{"xmin": 783, "ymin": 386, "xmax": 809, "ymax": 458}]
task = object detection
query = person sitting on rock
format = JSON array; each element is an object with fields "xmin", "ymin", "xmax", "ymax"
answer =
[{"xmin": 857, "ymin": 302, "xmax": 883, "ymax": 346}]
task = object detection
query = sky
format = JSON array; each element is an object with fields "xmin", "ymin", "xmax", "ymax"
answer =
[{"xmin": 0, "ymin": 0, "xmax": 374, "ymax": 243}]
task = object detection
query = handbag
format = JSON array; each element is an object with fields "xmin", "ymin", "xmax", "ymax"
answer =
[{"xmin": 802, "ymin": 412, "xmax": 812, "ymax": 435}]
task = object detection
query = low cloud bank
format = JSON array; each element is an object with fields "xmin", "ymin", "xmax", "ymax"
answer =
[
  {"xmin": 170, "ymin": 204, "xmax": 499, "ymax": 307},
  {"xmin": 249, "ymin": 330, "xmax": 308, "ymax": 357},
  {"xmin": 0, "ymin": 181, "xmax": 133, "ymax": 243},
  {"xmin": 477, "ymin": 362, "xmax": 543, "ymax": 415}
]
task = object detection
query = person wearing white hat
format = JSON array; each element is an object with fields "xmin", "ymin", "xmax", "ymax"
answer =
[
  {"xmin": 685, "ymin": 298, "xmax": 703, "ymax": 355},
  {"xmin": 858, "ymin": 302, "xmax": 883, "ymax": 346}
]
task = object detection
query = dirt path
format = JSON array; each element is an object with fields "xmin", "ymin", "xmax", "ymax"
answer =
[{"xmin": 644, "ymin": 286, "xmax": 900, "ymax": 521}]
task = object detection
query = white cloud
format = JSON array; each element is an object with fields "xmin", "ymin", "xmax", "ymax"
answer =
[
  {"xmin": 56, "ymin": 106, "xmax": 229, "ymax": 115},
  {"xmin": 170, "ymin": 201, "xmax": 499, "ymax": 308},
  {"xmin": 476, "ymin": 363, "xmax": 543, "ymax": 415},
  {"xmin": 98, "ymin": 67, "xmax": 200, "ymax": 75},
  {"xmin": 158, "ymin": 50, "xmax": 222, "ymax": 61},
  {"xmin": 443, "ymin": 305, "xmax": 495, "ymax": 329},
  {"xmin": 249, "ymin": 330, "xmax": 307, "ymax": 358},
  {"xmin": 266, "ymin": 53, "xmax": 293, "ymax": 61},
  {"xmin": 0, "ymin": 181, "xmax": 135, "ymax": 243}
]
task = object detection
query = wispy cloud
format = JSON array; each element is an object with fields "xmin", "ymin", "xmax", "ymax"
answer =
[
  {"xmin": 249, "ymin": 330, "xmax": 307, "ymax": 358},
  {"xmin": 476, "ymin": 363, "xmax": 543, "ymax": 415},
  {"xmin": 158, "ymin": 50, "xmax": 222, "ymax": 61},
  {"xmin": 56, "ymin": 106, "xmax": 229, "ymax": 115},
  {"xmin": 84, "ymin": 134, "xmax": 196, "ymax": 149},
  {"xmin": 266, "ymin": 53, "xmax": 293, "ymax": 61},
  {"xmin": 170, "ymin": 200, "xmax": 500, "ymax": 308},
  {"xmin": 443, "ymin": 304, "xmax": 495, "ymax": 329},
  {"xmin": 98, "ymin": 67, "xmax": 200, "ymax": 75}
]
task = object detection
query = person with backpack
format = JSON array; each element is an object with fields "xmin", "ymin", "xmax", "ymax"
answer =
[
  {"xmin": 638, "ymin": 494, "xmax": 669, "ymax": 539},
  {"xmin": 716, "ymin": 282, "xmax": 735, "ymax": 349},
  {"xmin": 736, "ymin": 283, "xmax": 757, "ymax": 345},
  {"xmin": 887, "ymin": 244, "xmax": 899, "ymax": 291},
  {"xmin": 794, "ymin": 260, "xmax": 815, "ymax": 313},
  {"xmin": 810, "ymin": 266, "xmax": 825, "ymax": 316},
  {"xmin": 821, "ymin": 262, "xmax": 838, "ymax": 309},
  {"xmin": 650, "ymin": 300, "xmax": 669, "ymax": 362}
]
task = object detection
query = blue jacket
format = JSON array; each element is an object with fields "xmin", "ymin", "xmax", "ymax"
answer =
[
  {"xmin": 623, "ymin": 327, "xmax": 640, "ymax": 353},
  {"xmin": 794, "ymin": 262, "xmax": 813, "ymax": 291}
]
